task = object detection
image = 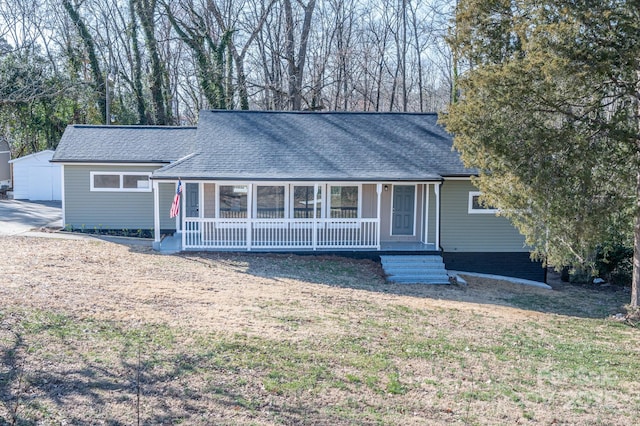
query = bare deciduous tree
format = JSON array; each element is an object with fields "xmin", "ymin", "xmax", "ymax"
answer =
[{"xmin": 134, "ymin": 0, "xmax": 172, "ymax": 124}]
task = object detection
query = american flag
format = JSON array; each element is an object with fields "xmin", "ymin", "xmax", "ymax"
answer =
[{"xmin": 169, "ymin": 180, "xmax": 182, "ymax": 218}]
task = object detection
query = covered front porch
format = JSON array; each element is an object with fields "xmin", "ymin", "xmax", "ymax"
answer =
[
  {"xmin": 157, "ymin": 232, "xmax": 437, "ymax": 254},
  {"xmin": 152, "ymin": 180, "xmax": 442, "ymax": 253}
]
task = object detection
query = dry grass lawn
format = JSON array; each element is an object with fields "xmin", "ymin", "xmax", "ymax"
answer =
[{"xmin": 0, "ymin": 236, "xmax": 638, "ymax": 425}]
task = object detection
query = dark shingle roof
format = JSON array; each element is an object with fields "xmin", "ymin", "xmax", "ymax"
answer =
[
  {"xmin": 51, "ymin": 125, "xmax": 197, "ymax": 163},
  {"xmin": 52, "ymin": 111, "xmax": 473, "ymax": 179},
  {"xmin": 151, "ymin": 110, "xmax": 471, "ymax": 180}
]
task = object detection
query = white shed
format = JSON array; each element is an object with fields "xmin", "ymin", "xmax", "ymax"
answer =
[{"xmin": 9, "ymin": 150, "xmax": 61, "ymax": 201}]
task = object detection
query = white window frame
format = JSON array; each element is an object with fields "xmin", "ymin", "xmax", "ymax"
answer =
[
  {"xmin": 251, "ymin": 184, "xmax": 288, "ymax": 229},
  {"xmin": 327, "ymin": 184, "xmax": 361, "ymax": 228},
  {"xmin": 216, "ymin": 183, "xmax": 249, "ymax": 219},
  {"xmin": 328, "ymin": 184, "xmax": 361, "ymax": 219},
  {"xmin": 253, "ymin": 184, "xmax": 289, "ymax": 219},
  {"xmin": 290, "ymin": 184, "xmax": 323, "ymax": 220},
  {"xmin": 90, "ymin": 171, "xmax": 152, "ymax": 192},
  {"xmin": 468, "ymin": 191, "xmax": 499, "ymax": 214}
]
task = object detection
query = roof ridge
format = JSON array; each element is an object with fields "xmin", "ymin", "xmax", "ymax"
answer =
[
  {"xmin": 71, "ymin": 124, "xmax": 197, "ymax": 130},
  {"xmin": 151, "ymin": 152, "xmax": 198, "ymax": 174},
  {"xmin": 200, "ymin": 109, "xmax": 439, "ymax": 116}
]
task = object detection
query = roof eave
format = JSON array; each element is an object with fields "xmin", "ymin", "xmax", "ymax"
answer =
[
  {"xmin": 51, "ymin": 159, "xmax": 172, "ymax": 164},
  {"xmin": 151, "ymin": 175, "xmax": 444, "ymax": 182}
]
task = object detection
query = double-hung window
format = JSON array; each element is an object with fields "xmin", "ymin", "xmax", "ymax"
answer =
[{"xmin": 90, "ymin": 172, "xmax": 151, "ymax": 192}]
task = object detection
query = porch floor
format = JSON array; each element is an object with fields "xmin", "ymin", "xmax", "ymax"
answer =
[
  {"xmin": 380, "ymin": 242, "xmax": 437, "ymax": 251},
  {"xmin": 157, "ymin": 232, "xmax": 437, "ymax": 254}
]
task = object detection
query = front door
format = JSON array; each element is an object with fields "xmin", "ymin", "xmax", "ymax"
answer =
[
  {"xmin": 392, "ymin": 185, "xmax": 415, "ymax": 235},
  {"xmin": 185, "ymin": 183, "xmax": 199, "ymax": 218}
]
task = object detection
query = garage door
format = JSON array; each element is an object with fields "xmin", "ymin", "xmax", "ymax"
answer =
[{"xmin": 28, "ymin": 166, "xmax": 61, "ymax": 201}]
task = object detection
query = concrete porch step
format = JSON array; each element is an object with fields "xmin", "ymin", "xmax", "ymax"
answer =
[
  {"xmin": 156, "ymin": 232, "xmax": 182, "ymax": 253},
  {"xmin": 381, "ymin": 254, "xmax": 445, "ymax": 263},
  {"xmin": 380, "ymin": 254, "xmax": 450, "ymax": 285}
]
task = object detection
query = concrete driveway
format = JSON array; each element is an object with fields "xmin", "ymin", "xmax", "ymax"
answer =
[{"xmin": 0, "ymin": 199, "xmax": 62, "ymax": 236}]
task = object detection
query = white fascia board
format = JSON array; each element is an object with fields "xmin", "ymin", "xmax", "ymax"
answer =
[
  {"xmin": 442, "ymin": 176, "xmax": 473, "ymax": 181},
  {"xmin": 54, "ymin": 162, "xmax": 164, "ymax": 167},
  {"xmin": 8, "ymin": 150, "xmax": 54, "ymax": 163}
]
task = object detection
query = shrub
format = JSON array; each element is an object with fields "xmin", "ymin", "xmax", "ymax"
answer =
[{"xmin": 595, "ymin": 244, "xmax": 633, "ymax": 286}]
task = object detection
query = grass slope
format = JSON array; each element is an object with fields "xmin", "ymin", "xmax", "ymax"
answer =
[{"xmin": 0, "ymin": 236, "xmax": 638, "ymax": 425}]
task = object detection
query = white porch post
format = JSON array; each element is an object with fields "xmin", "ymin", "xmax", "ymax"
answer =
[
  {"xmin": 435, "ymin": 182, "xmax": 441, "ymax": 249},
  {"xmin": 246, "ymin": 183, "xmax": 253, "ymax": 250},
  {"xmin": 313, "ymin": 183, "xmax": 318, "ymax": 250},
  {"xmin": 153, "ymin": 180, "xmax": 160, "ymax": 243},
  {"xmin": 376, "ymin": 183, "xmax": 382, "ymax": 250},
  {"xmin": 60, "ymin": 165, "xmax": 66, "ymax": 227},
  {"xmin": 424, "ymin": 184, "xmax": 430, "ymax": 245},
  {"xmin": 181, "ymin": 181, "xmax": 186, "ymax": 250},
  {"xmin": 175, "ymin": 181, "xmax": 180, "ymax": 231}
]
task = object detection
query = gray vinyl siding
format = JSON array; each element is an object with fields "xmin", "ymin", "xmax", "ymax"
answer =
[
  {"xmin": 362, "ymin": 184, "xmax": 377, "ymax": 218},
  {"xmin": 203, "ymin": 183, "xmax": 215, "ymax": 218},
  {"xmin": 159, "ymin": 182, "xmax": 177, "ymax": 230},
  {"xmin": 440, "ymin": 180, "xmax": 527, "ymax": 252},
  {"xmin": 0, "ymin": 152, "xmax": 10, "ymax": 181},
  {"xmin": 64, "ymin": 165, "xmax": 159, "ymax": 230}
]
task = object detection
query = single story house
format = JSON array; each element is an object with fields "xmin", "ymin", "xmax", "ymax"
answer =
[
  {"xmin": 51, "ymin": 110, "xmax": 544, "ymax": 282},
  {"xmin": 9, "ymin": 150, "xmax": 62, "ymax": 201}
]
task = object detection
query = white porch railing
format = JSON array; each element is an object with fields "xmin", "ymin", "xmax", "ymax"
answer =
[{"xmin": 182, "ymin": 218, "xmax": 379, "ymax": 250}]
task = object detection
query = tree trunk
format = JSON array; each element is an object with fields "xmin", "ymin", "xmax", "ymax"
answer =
[
  {"xmin": 633, "ymin": 154, "xmax": 640, "ymax": 308},
  {"xmin": 236, "ymin": 65, "xmax": 250, "ymax": 110},
  {"xmin": 410, "ymin": 2, "xmax": 424, "ymax": 112},
  {"xmin": 284, "ymin": 0, "xmax": 297, "ymax": 109},
  {"xmin": 129, "ymin": 0, "xmax": 147, "ymax": 124},
  {"xmin": 207, "ymin": 0, "xmax": 276, "ymax": 110},
  {"xmin": 165, "ymin": 3, "xmax": 225, "ymax": 109},
  {"xmin": 401, "ymin": 0, "xmax": 408, "ymax": 112},
  {"xmin": 135, "ymin": 0, "xmax": 170, "ymax": 124},
  {"xmin": 632, "ymin": 73, "xmax": 640, "ymax": 309},
  {"xmin": 225, "ymin": 46, "xmax": 234, "ymax": 108},
  {"xmin": 284, "ymin": 0, "xmax": 316, "ymax": 110},
  {"xmin": 62, "ymin": 0, "xmax": 106, "ymax": 124}
]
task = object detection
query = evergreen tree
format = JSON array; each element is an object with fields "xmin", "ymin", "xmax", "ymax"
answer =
[{"xmin": 443, "ymin": 0, "xmax": 640, "ymax": 306}]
